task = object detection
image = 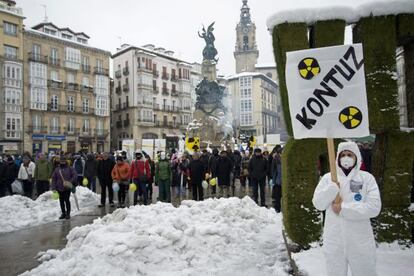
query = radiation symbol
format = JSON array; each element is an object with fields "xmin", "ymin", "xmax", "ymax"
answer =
[
  {"xmin": 298, "ymin": 57, "xmax": 320, "ymax": 80},
  {"xmin": 185, "ymin": 137, "xmax": 200, "ymax": 152},
  {"xmin": 339, "ymin": 106, "xmax": 363, "ymax": 129}
]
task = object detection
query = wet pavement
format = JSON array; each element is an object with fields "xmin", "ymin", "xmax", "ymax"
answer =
[{"xmin": 0, "ymin": 180, "xmax": 275, "ymax": 275}]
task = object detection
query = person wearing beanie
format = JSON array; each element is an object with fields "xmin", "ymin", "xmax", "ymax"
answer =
[
  {"xmin": 51, "ymin": 156, "xmax": 77, "ymax": 219},
  {"xmin": 129, "ymin": 150, "xmax": 151, "ymax": 205},
  {"xmin": 312, "ymin": 141, "xmax": 381, "ymax": 276},
  {"xmin": 34, "ymin": 153, "xmax": 53, "ymax": 196},
  {"xmin": 111, "ymin": 156, "xmax": 130, "ymax": 207},
  {"xmin": 155, "ymin": 152, "xmax": 172, "ymax": 203},
  {"xmin": 248, "ymin": 148, "xmax": 268, "ymax": 206},
  {"xmin": 97, "ymin": 152, "xmax": 116, "ymax": 207}
]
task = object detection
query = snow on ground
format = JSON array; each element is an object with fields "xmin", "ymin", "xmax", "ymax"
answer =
[
  {"xmin": 22, "ymin": 197, "xmax": 290, "ymax": 276},
  {"xmin": 0, "ymin": 187, "xmax": 100, "ymax": 234},
  {"xmin": 292, "ymin": 242, "xmax": 414, "ymax": 276}
]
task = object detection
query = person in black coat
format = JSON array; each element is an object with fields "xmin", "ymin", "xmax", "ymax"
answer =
[
  {"xmin": 2, "ymin": 156, "xmax": 19, "ymax": 195},
  {"xmin": 189, "ymin": 152, "xmax": 206, "ymax": 201},
  {"xmin": 208, "ymin": 148, "xmax": 220, "ymax": 195},
  {"xmin": 97, "ymin": 152, "xmax": 115, "ymax": 207},
  {"xmin": 0, "ymin": 159, "xmax": 6, "ymax": 197},
  {"xmin": 84, "ymin": 154, "xmax": 97, "ymax": 192},
  {"xmin": 248, "ymin": 148, "xmax": 268, "ymax": 206},
  {"xmin": 215, "ymin": 150, "xmax": 233, "ymax": 198}
]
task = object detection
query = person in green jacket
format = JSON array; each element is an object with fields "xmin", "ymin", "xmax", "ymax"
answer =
[
  {"xmin": 34, "ymin": 153, "xmax": 53, "ymax": 196},
  {"xmin": 155, "ymin": 152, "xmax": 171, "ymax": 203}
]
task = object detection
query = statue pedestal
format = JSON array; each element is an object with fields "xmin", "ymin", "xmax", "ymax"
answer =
[{"xmin": 201, "ymin": 60, "xmax": 217, "ymax": 81}]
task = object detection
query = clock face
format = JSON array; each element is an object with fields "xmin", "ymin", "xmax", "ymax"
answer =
[{"xmin": 242, "ymin": 27, "xmax": 249, "ymax": 34}]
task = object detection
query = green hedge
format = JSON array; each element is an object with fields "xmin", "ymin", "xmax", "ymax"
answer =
[
  {"xmin": 272, "ymin": 23, "xmax": 308, "ymax": 136},
  {"xmin": 310, "ymin": 20, "xmax": 346, "ymax": 48},
  {"xmin": 353, "ymin": 16, "xmax": 400, "ymax": 132}
]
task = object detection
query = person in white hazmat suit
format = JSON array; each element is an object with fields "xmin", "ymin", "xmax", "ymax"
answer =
[{"xmin": 312, "ymin": 141, "xmax": 381, "ymax": 276}]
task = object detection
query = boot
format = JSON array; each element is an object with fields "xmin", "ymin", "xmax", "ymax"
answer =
[
  {"xmin": 59, "ymin": 213, "xmax": 66, "ymax": 219},
  {"xmin": 65, "ymin": 213, "xmax": 70, "ymax": 219}
]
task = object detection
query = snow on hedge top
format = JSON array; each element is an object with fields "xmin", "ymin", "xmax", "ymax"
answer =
[
  {"xmin": 23, "ymin": 197, "xmax": 290, "ymax": 276},
  {"xmin": 267, "ymin": 0, "xmax": 414, "ymax": 29}
]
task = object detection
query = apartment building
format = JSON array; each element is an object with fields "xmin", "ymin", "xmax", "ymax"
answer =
[
  {"xmin": 23, "ymin": 22, "xmax": 111, "ymax": 154},
  {"xmin": 0, "ymin": 0, "xmax": 24, "ymax": 154},
  {"xmin": 111, "ymin": 44, "xmax": 193, "ymax": 150}
]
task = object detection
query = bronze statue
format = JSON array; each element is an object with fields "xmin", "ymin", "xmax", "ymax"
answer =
[{"xmin": 198, "ymin": 22, "xmax": 218, "ymax": 62}]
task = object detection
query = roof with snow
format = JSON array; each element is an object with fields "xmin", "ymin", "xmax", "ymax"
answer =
[
  {"xmin": 225, "ymin": 71, "xmax": 278, "ymax": 86},
  {"xmin": 266, "ymin": 0, "xmax": 414, "ymax": 29}
]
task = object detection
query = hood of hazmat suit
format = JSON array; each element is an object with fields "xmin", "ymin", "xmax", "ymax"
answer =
[{"xmin": 312, "ymin": 141, "xmax": 381, "ymax": 276}]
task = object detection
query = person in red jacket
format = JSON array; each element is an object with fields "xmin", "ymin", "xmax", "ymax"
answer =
[{"xmin": 129, "ymin": 150, "xmax": 151, "ymax": 205}]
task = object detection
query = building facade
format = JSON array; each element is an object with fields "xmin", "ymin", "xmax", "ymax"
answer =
[
  {"xmin": 23, "ymin": 22, "xmax": 111, "ymax": 154},
  {"xmin": 0, "ymin": 0, "xmax": 24, "ymax": 154},
  {"xmin": 111, "ymin": 44, "xmax": 193, "ymax": 150}
]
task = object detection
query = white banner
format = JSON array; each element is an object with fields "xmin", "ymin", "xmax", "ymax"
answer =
[{"xmin": 285, "ymin": 43, "xmax": 369, "ymax": 139}]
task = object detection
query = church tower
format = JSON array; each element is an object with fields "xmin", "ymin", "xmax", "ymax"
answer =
[{"xmin": 234, "ymin": 0, "xmax": 259, "ymax": 73}]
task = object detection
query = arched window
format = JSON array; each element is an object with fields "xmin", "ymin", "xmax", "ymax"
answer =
[{"xmin": 243, "ymin": 36, "xmax": 249, "ymax": 50}]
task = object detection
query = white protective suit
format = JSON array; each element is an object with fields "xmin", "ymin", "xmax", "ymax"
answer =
[{"xmin": 312, "ymin": 142, "xmax": 381, "ymax": 276}]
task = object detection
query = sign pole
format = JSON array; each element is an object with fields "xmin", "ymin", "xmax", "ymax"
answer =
[{"xmin": 327, "ymin": 138, "xmax": 341, "ymax": 203}]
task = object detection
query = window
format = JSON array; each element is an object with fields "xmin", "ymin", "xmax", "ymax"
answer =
[
  {"xmin": 50, "ymin": 48, "xmax": 58, "ymax": 64},
  {"xmin": 50, "ymin": 70, "xmax": 59, "ymax": 81},
  {"xmin": 65, "ymin": 47, "xmax": 81, "ymax": 70},
  {"xmin": 67, "ymin": 96, "xmax": 74, "ymax": 112},
  {"xmin": 32, "ymin": 115, "xmax": 42, "ymax": 131},
  {"xmin": 4, "ymin": 45, "xmax": 17, "ymax": 59},
  {"xmin": 82, "ymin": 76, "xmax": 89, "ymax": 87},
  {"xmin": 50, "ymin": 117, "xmax": 59, "ymax": 133},
  {"xmin": 82, "ymin": 119, "xmax": 90, "ymax": 133},
  {"xmin": 97, "ymin": 120, "xmax": 104, "ymax": 135},
  {"xmin": 67, "ymin": 72, "xmax": 75, "ymax": 83},
  {"xmin": 77, "ymin": 37, "xmax": 87, "ymax": 44},
  {"xmin": 4, "ymin": 21, "xmax": 17, "ymax": 36},
  {"xmin": 96, "ymin": 59, "xmax": 103, "ymax": 69},
  {"xmin": 5, "ymin": 116, "xmax": 21, "ymax": 138},
  {"xmin": 50, "ymin": 95, "xmax": 58, "ymax": 111},
  {"xmin": 68, "ymin": 118, "xmax": 75, "ymax": 133},
  {"xmin": 82, "ymin": 98, "xmax": 89, "ymax": 113},
  {"xmin": 62, "ymin": 33, "xmax": 72, "ymax": 40},
  {"xmin": 44, "ymin": 28, "xmax": 56, "ymax": 35}
]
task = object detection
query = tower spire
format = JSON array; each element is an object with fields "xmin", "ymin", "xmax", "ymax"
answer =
[{"xmin": 240, "ymin": 0, "xmax": 251, "ymax": 25}]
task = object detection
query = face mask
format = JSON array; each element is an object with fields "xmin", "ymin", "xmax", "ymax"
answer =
[
  {"xmin": 340, "ymin": 156, "xmax": 355, "ymax": 169},
  {"xmin": 160, "ymin": 153, "xmax": 166, "ymax": 160}
]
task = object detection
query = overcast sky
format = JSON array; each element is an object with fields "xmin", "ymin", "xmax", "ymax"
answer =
[{"xmin": 18, "ymin": 0, "xmax": 376, "ymax": 76}]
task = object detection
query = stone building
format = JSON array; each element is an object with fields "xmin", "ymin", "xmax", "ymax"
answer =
[
  {"xmin": 23, "ymin": 22, "xmax": 111, "ymax": 154},
  {"xmin": 229, "ymin": 0, "xmax": 286, "ymax": 141},
  {"xmin": 0, "ymin": 0, "xmax": 24, "ymax": 154},
  {"xmin": 111, "ymin": 44, "xmax": 193, "ymax": 150}
]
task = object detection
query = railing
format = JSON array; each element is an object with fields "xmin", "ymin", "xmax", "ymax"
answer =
[
  {"xmin": 137, "ymin": 66, "xmax": 152, "ymax": 74},
  {"xmin": 49, "ymin": 57, "xmax": 60, "ymax": 67},
  {"xmin": 115, "ymin": 70, "xmax": 122, "ymax": 78},
  {"xmin": 48, "ymin": 79, "xmax": 63, "ymax": 89},
  {"xmin": 162, "ymin": 73, "xmax": 169, "ymax": 80},
  {"xmin": 137, "ymin": 118, "xmax": 154, "ymax": 124},
  {"xmin": 28, "ymin": 52, "xmax": 48, "ymax": 63},
  {"xmin": 162, "ymin": 87, "xmax": 169, "ymax": 95},
  {"xmin": 122, "ymin": 102, "xmax": 129, "ymax": 109},
  {"xmin": 122, "ymin": 83, "xmax": 129, "ymax": 92},
  {"xmin": 27, "ymin": 125, "xmax": 48, "ymax": 134},
  {"xmin": 3, "ymin": 53, "xmax": 19, "ymax": 61},
  {"xmin": 94, "ymin": 129, "xmax": 109, "ymax": 137},
  {"xmin": 49, "ymin": 127, "xmax": 61, "ymax": 134},
  {"xmin": 82, "ymin": 64, "xmax": 91, "ymax": 74},
  {"xmin": 123, "ymin": 67, "xmax": 129, "ymax": 76},
  {"xmin": 63, "ymin": 127, "xmax": 79, "ymax": 136},
  {"xmin": 0, "ymin": 3, "xmax": 23, "ymax": 16},
  {"xmin": 45, "ymin": 104, "xmax": 96, "ymax": 114},
  {"xmin": 153, "ymin": 70, "xmax": 159, "ymax": 78},
  {"xmin": 64, "ymin": 82, "xmax": 80, "ymax": 91},
  {"xmin": 79, "ymin": 129, "xmax": 93, "ymax": 136},
  {"xmin": 94, "ymin": 67, "xmax": 109, "ymax": 75}
]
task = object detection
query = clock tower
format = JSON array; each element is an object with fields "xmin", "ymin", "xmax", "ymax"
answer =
[{"xmin": 234, "ymin": 0, "xmax": 259, "ymax": 73}]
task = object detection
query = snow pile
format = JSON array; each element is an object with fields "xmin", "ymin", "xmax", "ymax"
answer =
[
  {"xmin": 267, "ymin": 0, "xmax": 414, "ymax": 29},
  {"xmin": 0, "ymin": 186, "xmax": 100, "ymax": 233},
  {"xmin": 23, "ymin": 197, "xmax": 290, "ymax": 276},
  {"xmin": 292, "ymin": 242, "xmax": 414, "ymax": 276}
]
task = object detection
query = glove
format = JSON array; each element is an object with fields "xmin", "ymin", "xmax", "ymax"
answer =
[{"xmin": 71, "ymin": 185, "xmax": 76, "ymax": 194}]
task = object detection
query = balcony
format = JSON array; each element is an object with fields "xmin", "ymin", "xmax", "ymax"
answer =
[
  {"xmin": 171, "ymin": 75, "xmax": 178, "ymax": 82},
  {"xmin": 79, "ymin": 129, "xmax": 93, "ymax": 137},
  {"xmin": 137, "ymin": 66, "xmax": 152, "ymax": 74},
  {"xmin": 115, "ymin": 70, "xmax": 122, "ymax": 79},
  {"xmin": 5, "ymin": 104, "xmax": 21, "ymax": 113},
  {"xmin": 162, "ymin": 87, "xmax": 169, "ymax": 95},
  {"xmin": 95, "ymin": 129, "xmax": 109, "ymax": 138},
  {"xmin": 49, "ymin": 57, "xmax": 60, "ymax": 67},
  {"xmin": 116, "ymin": 121, "xmax": 122, "ymax": 128},
  {"xmin": 122, "ymin": 83, "xmax": 129, "ymax": 92},
  {"xmin": 153, "ymin": 87, "xmax": 159, "ymax": 94},
  {"xmin": 63, "ymin": 127, "xmax": 78, "ymax": 136},
  {"xmin": 137, "ymin": 118, "xmax": 154, "ymax": 126},
  {"xmin": 64, "ymin": 82, "xmax": 79, "ymax": 91},
  {"xmin": 47, "ymin": 103, "xmax": 59, "ymax": 112},
  {"xmin": 81, "ymin": 85, "xmax": 94, "ymax": 93},
  {"xmin": 27, "ymin": 125, "xmax": 48, "ymax": 134},
  {"xmin": 171, "ymin": 89, "xmax": 178, "ymax": 96},
  {"xmin": 28, "ymin": 52, "xmax": 48, "ymax": 64},
  {"xmin": 3, "ymin": 78, "xmax": 22, "ymax": 88},
  {"xmin": 123, "ymin": 67, "xmax": 129, "ymax": 76},
  {"xmin": 82, "ymin": 64, "xmax": 91, "ymax": 74},
  {"xmin": 3, "ymin": 130, "xmax": 22, "ymax": 140},
  {"xmin": 48, "ymin": 79, "xmax": 63, "ymax": 89},
  {"xmin": 162, "ymin": 73, "xmax": 170, "ymax": 80},
  {"xmin": 49, "ymin": 127, "xmax": 61, "ymax": 134},
  {"xmin": 115, "ymin": 86, "xmax": 121, "ymax": 94},
  {"xmin": 79, "ymin": 107, "xmax": 95, "ymax": 115},
  {"xmin": 123, "ymin": 119, "xmax": 130, "ymax": 127},
  {"xmin": 94, "ymin": 67, "xmax": 109, "ymax": 76},
  {"xmin": 153, "ymin": 70, "xmax": 159, "ymax": 78},
  {"xmin": 122, "ymin": 102, "xmax": 129, "ymax": 109},
  {"xmin": 3, "ymin": 53, "xmax": 19, "ymax": 61}
]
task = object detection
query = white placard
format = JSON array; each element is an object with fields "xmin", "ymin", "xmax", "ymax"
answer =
[{"xmin": 285, "ymin": 43, "xmax": 369, "ymax": 139}]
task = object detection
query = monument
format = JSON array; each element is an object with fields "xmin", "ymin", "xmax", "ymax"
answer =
[{"xmin": 187, "ymin": 22, "xmax": 233, "ymax": 149}]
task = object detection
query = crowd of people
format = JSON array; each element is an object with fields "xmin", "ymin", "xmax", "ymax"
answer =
[{"xmin": 0, "ymin": 145, "xmax": 286, "ymax": 219}]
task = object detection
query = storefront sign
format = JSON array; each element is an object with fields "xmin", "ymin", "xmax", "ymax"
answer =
[
  {"xmin": 32, "ymin": 134, "xmax": 45, "ymax": 140},
  {"xmin": 46, "ymin": 135, "xmax": 66, "ymax": 141}
]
